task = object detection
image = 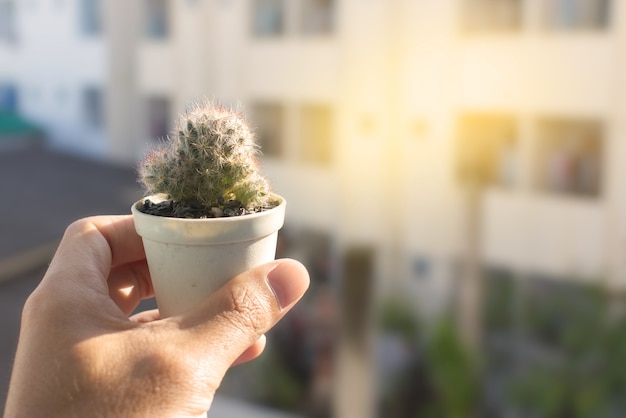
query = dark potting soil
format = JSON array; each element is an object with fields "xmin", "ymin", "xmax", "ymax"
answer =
[{"xmin": 138, "ymin": 198, "xmax": 277, "ymax": 219}]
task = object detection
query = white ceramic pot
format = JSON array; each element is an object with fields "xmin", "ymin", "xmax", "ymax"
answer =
[{"xmin": 131, "ymin": 194, "xmax": 286, "ymax": 318}]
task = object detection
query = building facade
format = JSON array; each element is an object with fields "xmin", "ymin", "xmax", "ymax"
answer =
[{"xmin": 2, "ymin": 0, "xmax": 625, "ymax": 415}]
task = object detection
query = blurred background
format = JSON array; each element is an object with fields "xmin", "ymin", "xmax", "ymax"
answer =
[{"xmin": 2, "ymin": 0, "xmax": 626, "ymax": 417}]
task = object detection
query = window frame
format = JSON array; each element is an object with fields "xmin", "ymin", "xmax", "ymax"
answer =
[
  {"xmin": 83, "ymin": 86, "xmax": 105, "ymax": 130},
  {"xmin": 144, "ymin": 0, "xmax": 170, "ymax": 40},
  {"xmin": 79, "ymin": 0, "xmax": 102, "ymax": 36}
]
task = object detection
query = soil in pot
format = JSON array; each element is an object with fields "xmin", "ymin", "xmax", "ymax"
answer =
[{"xmin": 139, "ymin": 198, "xmax": 279, "ymax": 219}]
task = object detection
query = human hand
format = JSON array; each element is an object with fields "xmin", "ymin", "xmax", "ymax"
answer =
[{"xmin": 4, "ymin": 216, "xmax": 309, "ymax": 417}]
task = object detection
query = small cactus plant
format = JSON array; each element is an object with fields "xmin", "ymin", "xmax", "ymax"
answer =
[{"xmin": 138, "ymin": 100, "xmax": 274, "ymax": 217}]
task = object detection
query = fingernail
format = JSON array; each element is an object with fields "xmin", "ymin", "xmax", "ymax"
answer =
[{"xmin": 266, "ymin": 261, "xmax": 308, "ymax": 310}]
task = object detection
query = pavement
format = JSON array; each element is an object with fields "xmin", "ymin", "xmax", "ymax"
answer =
[
  {"xmin": 0, "ymin": 145, "xmax": 142, "ymax": 268},
  {"xmin": 0, "ymin": 146, "xmax": 299, "ymax": 417}
]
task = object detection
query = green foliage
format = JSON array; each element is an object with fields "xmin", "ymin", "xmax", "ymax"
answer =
[
  {"xmin": 377, "ymin": 300, "xmax": 480, "ymax": 418},
  {"xmin": 247, "ymin": 342, "xmax": 306, "ymax": 412},
  {"xmin": 483, "ymin": 270, "xmax": 515, "ymax": 333},
  {"xmin": 507, "ymin": 368, "xmax": 568, "ymax": 417},
  {"xmin": 378, "ymin": 298, "xmax": 420, "ymax": 338},
  {"xmin": 505, "ymin": 285, "xmax": 626, "ymax": 417},
  {"xmin": 139, "ymin": 100, "xmax": 271, "ymax": 209},
  {"xmin": 426, "ymin": 320, "xmax": 479, "ymax": 418}
]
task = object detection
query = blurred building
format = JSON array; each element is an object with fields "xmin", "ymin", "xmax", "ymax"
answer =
[{"xmin": 2, "ymin": 0, "xmax": 626, "ymax": 416}]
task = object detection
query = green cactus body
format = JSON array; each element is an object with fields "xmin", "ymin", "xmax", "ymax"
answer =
[{"xmin": 138, "ymin": 100, "xmax": 272, "ymax": 215}]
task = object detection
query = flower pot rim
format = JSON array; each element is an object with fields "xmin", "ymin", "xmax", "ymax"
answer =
[
  {"xmin": 131, "ymin": 193, "xmax": 286, "ymax": 246},
  {"xmin": 131, "ymin": 193, "xmax": 285, "ymax": 223}
]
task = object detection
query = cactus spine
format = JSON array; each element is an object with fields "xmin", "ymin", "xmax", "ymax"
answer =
[{"xmin": 138, "ymin": 100, "xmax": 271, "ymax": 212}]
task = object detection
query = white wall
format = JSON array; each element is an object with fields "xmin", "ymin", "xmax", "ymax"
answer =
[
  {"xmin": 458, "ymin": 36, "xmax": 613, "ymax": 115},
  {"xmin": 14, "ymin": 0, "xmax": 106, "ymax": 156},
  {"xmin": 0, "ymin": 43, "xmax": 18, "ymax": 81},
  {"xmin": 483, "ymin": 190, "xmax": 606, "ymax": 279}
]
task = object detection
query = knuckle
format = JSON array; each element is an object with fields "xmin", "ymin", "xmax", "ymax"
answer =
[
  {"xmin": 121, "ymin": 330, "xmax": 205, "ymax": 397},
  {"xmin": 224, "ymin": 283, "xmax": 274, "ymax": 334},
  {"xmin": 135, "ymin": 348, "xmax": 192, "ymax": 388},
  {"xmin": 71, "ymin": 335, "xmax": 207, "ymax": 410},
  {"xmin": 22, "ymin": 286, "xmax": 66, "ymax": 324},
  {"xmin": 65, "ymin": 218, "xmax": 92, "ymax": 236},
  {"xmin": 21, "ymin": 288, "xmax": 46, "ymax": 321}
]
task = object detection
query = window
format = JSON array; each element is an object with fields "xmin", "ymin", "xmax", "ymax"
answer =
[
  {"xmin": 145, "ymin": 0, "xmax": 169, "ymax": 39},
  {"xmin": 462, "ymin": 0, "xmax": 523, "ymax": 32},
  {"xmin": 412, "ymin": 255, "xmax": 432, "ymax": 280},
  {"xmin": 544, "ymin": 0, "xmax": 610, "ymax": 30},
  {"xmin": 252, "ymin": 0, "xmax": 284, "ymax": 36},
  {"xmin": 534, "ymin": 117, "xmax": 602, "ymax": 197},
  {"xmin": 0, "ymin": 85, "xmax": 17, "ymax": 112},
  {"xmin": 456, "ymin": 113, "xmax": 518, "ymax": 187},
  {"xmin": 0, "ymin": 0, "xmax": 16, "ymax": 43},
  {"xmin": 250, "ymin": 102, "xmax": 284, "ymax": 158},
  {"xmin": 300, "ymin": 104, "xmax": 332, "ymax": 166},
  {"xmin": 79, "ymin": 0, "xmax": 101, "ymax": 36},
  {"xmin": 83, "ymin": 87, "xmax": 104, "ymax": 129},
  {"xmin": 146, "ymin": 97, "xmax": 170, "ymax": 140},
  {"xmin": 301, "ymin": 0, "xmax": 334, "ymax": 35}
]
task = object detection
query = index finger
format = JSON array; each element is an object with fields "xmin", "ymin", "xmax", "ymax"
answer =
[
  {"xmin": 41, "ymin": 215, "xmax": 146, "ymax": 304},
  {"xmin": 55, "ymin": 215, "xmax": 146, "ymax": 271},
  {"xmin": 89, "ymin": 215, "xmax": 146, "ymax": 268}
]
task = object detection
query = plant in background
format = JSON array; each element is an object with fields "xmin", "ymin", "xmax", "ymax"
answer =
[
  {"xmin": 425, "ymin": 319, "xmax": 479, "ymax": 418},
  {"xmin": 505, "ymin": 284, "xmax": 626, "ymax": 417},
  {"xmin": 138, "ymin": 100, "xmax": 274, "ymax": 218}
]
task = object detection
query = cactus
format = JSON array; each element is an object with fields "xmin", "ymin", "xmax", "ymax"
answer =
[{"xmin": 138, "ymin": 100, "xmax": 272, "ymax": 217}]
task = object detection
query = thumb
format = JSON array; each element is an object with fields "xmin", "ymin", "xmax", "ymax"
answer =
[{"xmin": 179, "ymin": 259, "xmax": 309, "ymax": 374}]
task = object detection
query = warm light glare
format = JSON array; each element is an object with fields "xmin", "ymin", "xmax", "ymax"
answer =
[{"xmin": 119, "ymin": 286, "xmax": 134, "ymax": 297}]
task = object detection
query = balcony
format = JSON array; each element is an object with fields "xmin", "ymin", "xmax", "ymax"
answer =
[{"xmin": 482, "ymin": 188, "xmax": 605, "ymax": 278}]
